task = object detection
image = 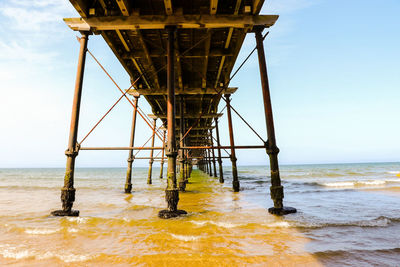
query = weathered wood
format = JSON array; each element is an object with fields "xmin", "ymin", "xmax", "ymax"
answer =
[
  {"xmin": 164, "ymin": 0, "xmax": 173, "ymax": 15},
  {"xmin": 121, "ymin": 48, "xmax": 234, "ymax": 59},
  {"xmin": 134, "ymin": 30, "xmax": 161, "ymax": 91},
  {"xmin": 153, "ymin": 113, "xmax": 223, "ymax": 119},
  {"xmin": 253, "ymin": 0, "xmax": 265, "ymax": 14},
  {"xmin": 127, "ymin": 87, "xmax": 237, "ymax": 95},
  {"xmin": 101, "ymin": 31, "xmax": 136, "ymax": 84},
  {"xmin": 113, "ymin": 30, "xmax": 152, "ymax": 90},
  {"xmin": 69, "ymin": 0, "xmax": 88, "ymax": 18},
  {"xmin": 210, "ymin": 0, "xmax": 218, "ymax": 15},
  {"xmin": 64, "ymin": 15, "xmax": 279, "ymax": 31},
  {"xmin": 116, "ymin": 0, "xmax": 130, "ymax": 16},
  {"xmin": 174, "ymin": 34, "xmax": 184, "ymax": 91},
  {"xmin": 214, "ymin": 0, "xmax": 242, "ymax": 88}
]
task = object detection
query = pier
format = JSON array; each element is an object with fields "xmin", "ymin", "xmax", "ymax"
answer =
[{"xmin": 51, "ymin": 0, "xmax": 296, "ymax": 218}]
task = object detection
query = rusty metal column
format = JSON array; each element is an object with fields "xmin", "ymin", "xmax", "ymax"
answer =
[
  {"xmin": 159, "ymin": 26, "xmax": 186, "ymax": 218},
  {"xmin": 255, "ymin": 27, "xmax": 296, "ymax": 215},
  {"xmin": 178, "ymin": 95, "xmax": 186, "ymax": 191},
  {"xmin": 159, "ymin": 129, "xmax": 166, "ymax": 179},
  {"xmin": 147, "ymin": 118, "xmax": 157, "ymax": 184},
  {"xmin": 207, "ymin": 147, "xmax": 212, "ymax": 176},
  {"xmin": 225, "ymin": 94, "xmax": 240, "ymax": 192},
  {"xmin": 186, "ymin": 154, "xmax": 191, "ymax": 179},
  {"xmin": 215, "ymin": 118, "xmax": 224, "ymax": 183},
  {"xmin": 205, "ymin": 149, "xmax": 209, "ymax": 175},
  {"xmin": 51, "ymin": 32, "xmax": 89, "ymax": 217},
  {"xmin": 125, "ymin": 96, "xmax": 139, "ymax": 193},
  {"xmin": 184, "ymin": 140, "xmax": 190, "ymax": 180},
  {"xmin": 210, "ymin": 129, "xmax": 217, "ymax": 178}
]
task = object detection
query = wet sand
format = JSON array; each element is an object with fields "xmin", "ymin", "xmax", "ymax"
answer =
[{"xmin": 0, "ymin": 170, "xmax": 321, "ymax": 266}]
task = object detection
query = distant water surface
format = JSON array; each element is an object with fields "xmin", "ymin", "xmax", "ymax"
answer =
[{"xmin": 0, "ymin": 162, "xmax": 400, "ymax": 266}]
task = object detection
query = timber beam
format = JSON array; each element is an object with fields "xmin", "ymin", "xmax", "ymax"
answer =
[
  {"xmin": 64, "ymin": 15, "xmax": 279, "ymax": 31},
  {"xmin": 116, "ymin": 0, "xmax": 130, "ymax": 16},
  {"xmin": 128, "ymin": 87, "xmax": 237, "ymax": 95},
  {"xmin": 152, "ymin": 113, "xmax": 223, "ymax": 119},
  {"xmin": 121, "ymin": 48, "xmax": 234, "ymax": 59}
]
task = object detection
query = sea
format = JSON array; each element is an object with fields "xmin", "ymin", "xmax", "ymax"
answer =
[{"xmin": 0, "ymin": 162, "xmax": 400, "ymax": 266}]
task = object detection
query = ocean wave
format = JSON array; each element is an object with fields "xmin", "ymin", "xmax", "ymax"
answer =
[
  {"xmin": 38, "ymin": 251, "xmax": 93, "ymax": 263},
  {"xmin": 261, "ymin": 221, "xmax": 291, "ymax": 228},
  {"xmin": 190, "ymin": 220, "xmax": 242, "ymax": 228},
  {"xmin": 386, "ymin": 171, "xmax": 400, "ymax": 174},
  {"xmin": 294, "ymin": 216, "xmax": 400, "ymax": 229},
  {"xmin": 170, "ymin": 234, "xmax": 201, "ymax": 241},
  {"xmin": 66, "ymin": 217, "xmax": 88, "ymax": 224},
  {"xmin": 25, "ymin": 228, "xmax": 59, "ymax": 235},
  {"xmin": 0, "ymin": 244, "xmax": 93, "ymax": 262},
  {"xmin": 321, "ymin": 179, "xmax": 399, "ymax": 188},
  {"xmin": 313, "ymin": 247, "xmax": 400, "ymax": 259},
  {"xmin": 285, "ymin": 172, "xmax": 366, "ymax": 178},
  {"xmin": 189, "ymin": 220, "xmax": 291, "ymax": 229}
]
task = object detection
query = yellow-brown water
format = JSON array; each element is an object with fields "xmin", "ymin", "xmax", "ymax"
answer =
[{"xmin": 1, "ymin": 163, "xmax": 400, "ymax": 266}]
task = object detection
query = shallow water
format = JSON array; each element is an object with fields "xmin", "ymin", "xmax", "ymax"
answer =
[{"xmin": 0, "ymin": 162, "xmax": 400, "ymax": 266}]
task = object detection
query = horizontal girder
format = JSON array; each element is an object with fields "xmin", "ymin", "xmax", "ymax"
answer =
[
  {"xmin": 128, "ymin": 87, "xmax": 237, "ymax": 96},
  {"xmin": 64, "ymin": 14, "xmax": 278, "ymax": 31}
]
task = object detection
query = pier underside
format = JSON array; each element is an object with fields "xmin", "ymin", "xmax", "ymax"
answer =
[{"xmin": 51, "ymin": 0, "xmax": 296, "ymax": 218}]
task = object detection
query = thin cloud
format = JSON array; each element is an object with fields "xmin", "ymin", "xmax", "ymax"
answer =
[
  {"xmin": 0, "ymin": 0, "xmax": 75, "ymax": 32},
  {"xmin": 0, "ymin": 40, "xmax": 57, "ymax": 63}
]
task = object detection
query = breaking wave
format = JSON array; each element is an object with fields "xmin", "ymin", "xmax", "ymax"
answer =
[{"xmin": 0, "ymin": 244, "xmax": 94, "ymax": 262}]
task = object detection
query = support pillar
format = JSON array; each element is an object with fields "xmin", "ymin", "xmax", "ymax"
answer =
[
  {"xmin": 205, "ymin": 150, "xmax": 209, "ymax": 175},
  {"xmin": 158, "ymin": 26, "xmax": 186, "ymax": 218},
  {"xmin": 51, "ymin": 32, "xmax": 89, "ymax": 217},
  {"xmin": 215, "ymin": 118, "xmax": 224, "ymax": 183},
  {"xmin": 210, "ymin": 129, "xmax": 217, "ymax": 178},
  {"xmin": 159, "ymin": 130, "xmax": 166, "ymax": 179},
  {"xmin": 255, "ymin": 27, "xmax": 296, "ymax": 215},
  {"xmin": 225, "ymin": 94, "xmax": 240, "ymax": 192},
  {"xmin": 178, "ymin": 95, "xmax": 186, "ymax": 191},
  {"xmin": 207, "ymin": 148, "xmax": 212, "ymax": 176},
  {"xmin": 125, "ymin": 96, "xmax": 139, "ymax": 193},
  {"xmin": 147, "ymin": 118, "xmax": 156, "ymax": 184}
]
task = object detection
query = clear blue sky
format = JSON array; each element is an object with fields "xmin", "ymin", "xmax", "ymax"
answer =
[{"xmin": 0, "ymin": 0, "xmax": 399, "ymax": 168}]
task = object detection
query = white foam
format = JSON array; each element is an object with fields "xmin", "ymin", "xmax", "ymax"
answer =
[
  {"xmin": 358, "ymin": 217, "xmax": 390, "ymax": 227},
  {"xmin": 323, "ymin": 180, "xmax": 389, "ymax": 188},
  {"xmin": 0, "ymin": 248, "xmax": 35, "ymax": 260},
  {"xmin": 170, "ymin": 234, "xmax": 201, "ymax": 241},
  {"xmin": 0, "ymin": 245, "xmax": 93, "ymax": 263},
  {"xmin": 66, "ymin": 217, "xmax": 87, "ymax": 223},
  {"xmin": 358, "ymin": 180, "xmax": 385, "ymax": 186},
  {"xmin": 263, "ymin": 221, "xmax": 291, "ymax": 228},
  {"xmin": 323, "ymin": 182, "xmax": 354, "ymax": 187},
  {"xmin": 67, "ymin": 228, "xmax": 78, "ymax": 233},
  {"xmin": 25, "ymin": 228, "xmax": 59, "ymax": 235},
  {"xmin": 37, "ymin": 251, "xmax": 93, "ymax": 262},
  {"xmin": 212, "ymin": 221, "xmax": 241, "ymax": 228},
  {"xmin": 190, "ymin": 220, "xmax": 241, "ymax": 228},
  {"xmin": 56, "ymin": 253, "xmax": 93, "ymax": 263},
  {"xmin": 386, "ymin": 171, "xmax": 400, "ymax": 174},
  {"xmin": 190, "ymin": 221, "xmax": 208, "ymax": 226}
]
